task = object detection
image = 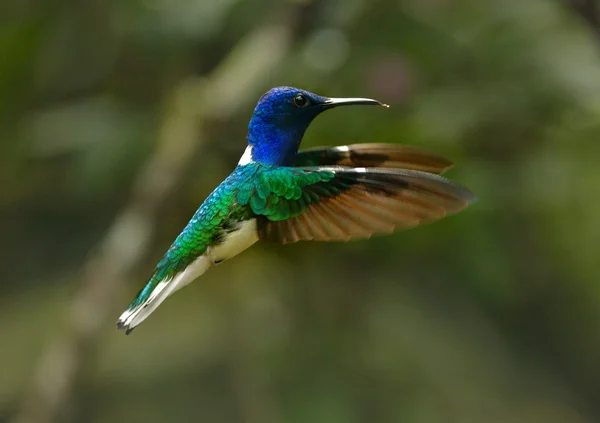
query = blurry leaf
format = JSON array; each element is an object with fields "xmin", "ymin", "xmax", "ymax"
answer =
[{"xmin": 21, "ymin": 96, "xmax": 153, "ymax": 196}]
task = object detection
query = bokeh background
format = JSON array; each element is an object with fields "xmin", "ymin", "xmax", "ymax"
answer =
[{"xmin": 3, "ymin": 0, "xmax": 600, "ymax": 422}]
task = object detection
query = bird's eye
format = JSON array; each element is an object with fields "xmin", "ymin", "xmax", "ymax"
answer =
[{"xmin": 293, "ymin": 93, "xmax": 309, "ymax": 108}]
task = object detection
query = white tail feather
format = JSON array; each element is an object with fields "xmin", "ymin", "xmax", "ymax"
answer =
[{"xmin": 117, "ymin": 255, "xmax": 211, "ymax": 333}]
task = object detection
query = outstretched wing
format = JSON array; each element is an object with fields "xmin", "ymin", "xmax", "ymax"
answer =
[
  {"xmin": 239, "ymin": 166, "xmax": 476, "ymax": 244},
  {"xmin": 294, "ymin": 143, "xmax": 454, "ymax": 174}
]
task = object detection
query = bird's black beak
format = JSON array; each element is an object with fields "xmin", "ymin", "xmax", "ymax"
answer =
[{"xmin": 322, "ymin": 97, "xmax": 389, "ymax": 109}]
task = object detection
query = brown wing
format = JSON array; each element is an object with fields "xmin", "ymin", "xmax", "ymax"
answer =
[
  {"xmin": 294, "ymin": 143, "xmax": 454, "ymax": 174},
  {"xmin": 257, "ymin": 167, "xmax": 476, "ymax": 244}
]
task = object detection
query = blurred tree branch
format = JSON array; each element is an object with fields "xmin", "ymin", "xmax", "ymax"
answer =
[
  {"xmin": 562, "ymin": 0, "xmax": 600, "ymax": 40},
  {"xmin": 11, "ymin": 2, "xmax": 321, "ymax": 423}
]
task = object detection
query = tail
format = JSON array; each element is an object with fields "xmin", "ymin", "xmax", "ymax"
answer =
[{"xmin": 117, "ymin": 254, "xmax": 211, "ymax": 334}]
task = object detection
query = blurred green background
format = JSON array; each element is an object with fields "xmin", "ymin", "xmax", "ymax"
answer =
[{"xmin": 3, "ymin": 0, "xmax": 600, "ymax": 422}]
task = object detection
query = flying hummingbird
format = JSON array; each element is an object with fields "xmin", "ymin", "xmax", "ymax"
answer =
[{"xmin": 117, "ymin": 86, "xmax": 476, "ymax": 334}]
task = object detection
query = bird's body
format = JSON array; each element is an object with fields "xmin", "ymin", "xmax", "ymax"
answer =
[{"xmin": 117, "ymin": 87, "xmax": 477, "ymax": 334}]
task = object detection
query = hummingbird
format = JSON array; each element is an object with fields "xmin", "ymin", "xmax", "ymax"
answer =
[{"xmin": 117, "ymin": 86, "xmax": 476, "ymax": 334}]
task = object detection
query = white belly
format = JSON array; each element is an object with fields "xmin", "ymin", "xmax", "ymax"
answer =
[{"xmin": 209, "ymin": 219, "xmax": 259, "ymax": 263}]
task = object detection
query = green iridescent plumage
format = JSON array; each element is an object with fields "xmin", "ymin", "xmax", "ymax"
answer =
[
  {"xmin": 130, "ymin": 165, "xmax": 342, "ymax": 308},
  {"xmin": 240, "ymin": 167, "xmax": 337, "ymax": 220},
  {"xmin": 126, "ymin": 159, "xmax": 475, "ymax": 319},
  {"xmin": 117, "ymin": 86, "xmax": 476, "ymax": 335}
]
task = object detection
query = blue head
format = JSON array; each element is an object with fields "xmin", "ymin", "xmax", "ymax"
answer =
[{"xmin": 246, "ymin": 86, "xmax": 386, "ymax": 166}]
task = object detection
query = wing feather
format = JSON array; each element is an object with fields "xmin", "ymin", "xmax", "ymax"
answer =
[
  {"xmin": 294, "ymin": 143, "xmax": 454, "ymax": 174},
  {"xmin": 256, "ymin": 167, "xmax": 476, "ymax": 243}
]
